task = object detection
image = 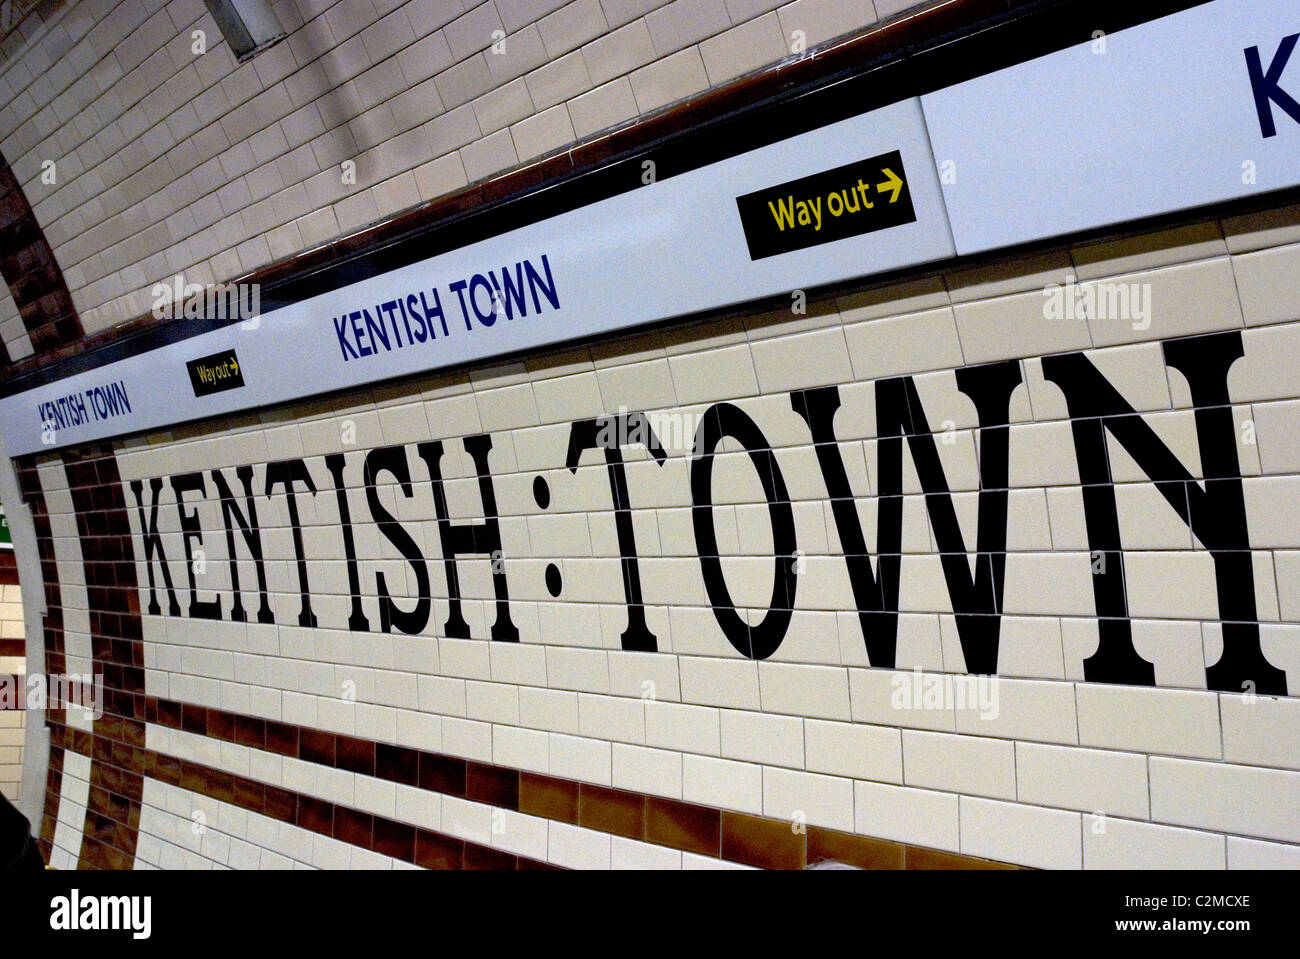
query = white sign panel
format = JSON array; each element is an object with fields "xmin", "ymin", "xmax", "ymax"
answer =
[
  {"xmin": 922, "ymin": 0, "xmax": 1300, "ymax": 254},
  {"xmin": 0, "ymin": 97, "xmax": 954, "ymax": 457}
]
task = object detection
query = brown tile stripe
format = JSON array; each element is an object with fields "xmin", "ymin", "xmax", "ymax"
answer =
[
  {"xmin": 13, "ymin": 453, "xmax": 68, "ymax": 860},
  {"xmin": 58, "ymin": 444, "xmax": 146, "ymax": 870},
  {"xmin": 0, "ymin": 0, "xmax": 1037, "ymax": 380},
  {"xmin": 146, "ymin": 694, "xmax": 1021, "ymax": 870},
  {"xmin": 0, "ymin": 151, "xmax": 83, "ymax": 357},
  {"xmin": 0, "ymin": 549, "xmax": 20, "ymax": 583},
  {"xmin": 42, "ymin": 715, "xmax": 558, "ymax": 870}
]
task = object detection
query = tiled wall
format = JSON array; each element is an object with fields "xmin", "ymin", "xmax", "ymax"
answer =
[
  {"xmin": 0, "ymin": 0, "xmax": 902, "ymax": 348},
  {"xmin": 16, "ymin": 200, "xmax": 1300, "ymax": 869}
]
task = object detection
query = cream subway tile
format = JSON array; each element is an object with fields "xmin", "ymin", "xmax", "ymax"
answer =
[
  {"xmin": 461, "ymin": 126, "xmax": 520, "ymax": 180},
  {"xmin": 1083, "ymin": 817, "xmax": 1225, "ymax": 870},
  {"xmin": 497, "ymin": 0, "xmax": 570, "ymax": 33},
  {"xmin": 719, "ymin": 708, "xmax": 804, "ymax": 768},
  {"xmin": 445, "ymin": 2, "xmax": 508, "ymax": 61},
  {"xmin": 843, "ymin": 307, "xmax": 964, "ymax": 383},
  {"xmin": 473, "ymin": 77, "xmax": 534, "ymax": 134},
  {"xmin": 952, "ymin": 288, "xmax": 1091, "ymax": 366},
  {"xmin": 578, "ymin": 692, "xmax": 644, "ymax": 742},
  {"xmin": 628, "ymin": 44, "xmax": 709, "ymax": 113},
  {"xmin": 506, "ymin": 100, "xmax": 574, "ymax": 160},
  {"xmin": 1244, "ymin": 476, "xmax": 1300, "ymax": 548},
  {"xmin": 611, "ymin": 742, "xmax": 682, "ymax": 798},
  {"xmin": 645, "ymin": 699, "xmax": 720, "ymax": 754},
  {"xmin": 804, "ymin": 718, "xmax": 902, "ymax": 783},
  {"xmin": 854, "ymin": 780, "xmax": 959, "ymax": 852},
  {"xmin": 960, "ymin": 796, "xmax": 1082, "ymax": 870},
  {"xmin": 525, "ymin": 49, "xmax": 592, "ymax": 111},
  {"xmin": 903, "ymin": 729, "xmax": 1016, "ymax": 800},
  {"xmin": 775, "ymin": 0, "xmax": 878, "ymax": 49},
  {"xmin": 581, "ymin": 18, "xmax": 657, "ymax": 85},
  {"xmin": 699, "ymin": 11, "xmax": 785, "ymax": 84},
  {"xmin": 1076, "ymin": 684, "xmax": 1220, "ymax": 759},
  {"xmin": 568, "ymin": 74, "xmax": 640, "ymax": 138},
  {"xmin": 492, "ymin": 808, "xmax": 552, "ymax": 859},
  {"xmin": 608, "ymin": 649, "xmax": 681, "ymax": 701},
  {"xmin": 645, "ymin": 0, "xmax": 731, "ymax": 56},
  {"xmin": 666, "ymin": 342, "xmax": 758, "ymax": 404},
  {"xmin": 749, "ymin": 326, "xmax": 853, "ymax": 394},
  {"xmin": 681, "ymin": 851, "xmax": 757, "ymax": 870},
  {"xmin": 494, "ymin": 723, "xmax": 550, "ymax": 773},
  {"xmin": 539, "ymin": 0, "xmax": 610, "ymax": 58},
  {"xmin": 465, "ymin": 680, "xmax": 520, "ymax": 725},
  {"xmin": 763, "ymin": 765, "xmax": 854, "ymax": 831},
  {"xmin": 1252, "ymin": 399, "xmax": 1300, "ymax": 474},
  {"xmin": 441, "ymin": 794, "xmax": 493, "ymax": 845},
  {"xmin": 548, "ymin": 820, "xmax": 612, "ymax": 868},
  {"xmin": 1226, "ymin": 836, "xmax": 1300, "ymax": 869},
  {"xmin": 1015, "ymin": 742, "xmax": 1148, "ymax": 819},
  {"xmin": 758, "ymin": 661, "xmax": 851, "ymax": 720},
  {"xmin": 1232, "ymin": 242, "xmax": 1300, "ymax": 328},
  {"xmin": 682, "ymin": 753, "xmax": 762, "ymax": 813},
  {"xmin": 849, "ymin": 666, "xmax": 957, "ymax": 732},
  {"xmin": 1000, "ymin": 552, "xmax": 1097, "ymax": 618},
  {"xmin": 611, "ymin": 835, "xmax": 683, "ymax": 869},
  {"xmin": 485, "ymin": 24, "xmax": 552, "ymax": 83},
  {"xmin": 601, "ymin": 0, "xmax": 674, "ymax": 29},
  {"xmin": 519, "ymin": 686, "xmax": 581, "ymax": 733},
  {"xmin": 549, "ymin": 732, "xmax": 613, "ymax": 784},
  {"xmin": 1150, "ymin": 758, "xmax": 1300, "ymax": 844},
  {"xmin": 1219, "ymin": 693, "xmax": 1300, "ymax": 770},
  {"xmin": 679, "ymin": 655, "xmax": 762, "ymax": 710},
  {"xmin": 1123, "ymin": 552, "xmax": 1220, "ymax": 621},
  {"xmin": 442, "ymin": 716, "xmax": 494, "ymax": 761},
  {"xmin": 1086, "ymin": 257, "xmax": 1243, "ymax": 348}
]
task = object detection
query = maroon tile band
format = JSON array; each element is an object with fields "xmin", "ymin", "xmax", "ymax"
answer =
[
  {"xmin": 61, "ymin": 444, "xmax": 146, "ymax": 869},
  {"xmin": 0, "ymin": 152, "xmax": 84, "ymax": 357},
  {"xmin": 43, "ymin": 715, "xmax": 557, "ymax": 870},
  {"xmin": 143, "ymin": 694, "xmax": 1021, "ymax": 870},
  {"xmin": 14, "ymin": 453, "xmax": 70, "ymax": 859}
]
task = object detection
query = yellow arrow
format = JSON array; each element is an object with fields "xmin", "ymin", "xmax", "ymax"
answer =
[
  {"xmin": 876, "ymin": 167, "xmax": 903, "ymax": 203},
  {"xmin": 229, "ymin": 358, "xmax": 239, "ymax": 374}
]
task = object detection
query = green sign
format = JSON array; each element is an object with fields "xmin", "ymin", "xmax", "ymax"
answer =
[{"xmin": 0, "ymin": 505, "xmax": 10, "ymax": 549}]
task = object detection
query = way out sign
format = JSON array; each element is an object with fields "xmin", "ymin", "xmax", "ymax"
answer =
[{"xmin": 735, "ymin": 150, "xmax": 917, "ymax": 259}]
